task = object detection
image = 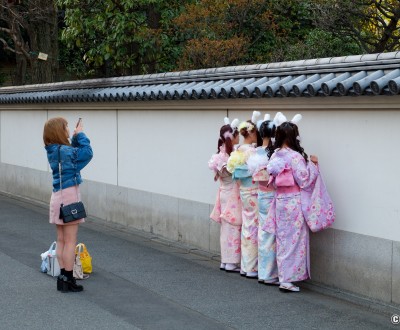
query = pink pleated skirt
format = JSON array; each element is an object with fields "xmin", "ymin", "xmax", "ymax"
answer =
[{"xmin": 49, "ymin": 185, "xmax": 85, "ymax": 225}]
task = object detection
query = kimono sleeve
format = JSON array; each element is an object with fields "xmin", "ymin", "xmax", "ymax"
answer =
[
  {"xmin": 208, "ymin": 154, "xmax": 218, "ymax": 172},
  {"xmin": 266, "ymin": 153, "xmax": 285, "ymax": 177},
  {"xmin": 291, "ymin": 153, "xmax": 319, "ymax": 190}
]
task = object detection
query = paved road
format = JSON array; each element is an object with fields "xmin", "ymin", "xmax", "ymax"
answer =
[{"xmin": 0, "ymin": 193, "xmax": 397, "ymax": 330}]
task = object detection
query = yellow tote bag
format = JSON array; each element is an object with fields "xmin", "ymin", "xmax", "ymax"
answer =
[{"xmin": 75, "ymin": 243, "xmax": 92, "ymax": 274}]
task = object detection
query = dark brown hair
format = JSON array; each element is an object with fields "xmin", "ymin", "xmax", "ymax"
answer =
[
  {"xmin": 259, "ymin": 120, "xmax": 276, "ymax": 158},
  {"xmin": 217, "ymin": 124, "xmax": 238, "ymax": 155},
  {"xmin": 43, "ymin": 117, "xmax": 70, "ymax": 146},
  {"xmin": 274, "ymin": 122, "xmax": 308, "ymax": 162}
]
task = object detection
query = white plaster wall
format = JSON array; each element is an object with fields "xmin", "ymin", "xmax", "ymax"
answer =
[
  {"xmin": 230, "ymin": 109, "xmax": 400, "ymax": 242},
  {"xmin": 314, "ymin": 110, "xmax": 400, "ymax": 243},
  {"xmin": 47, "ymin": 110, "xmax": 117, "ymax": 185},
  {"xmin": 0, "ymin": 103, "xmax": 399, "ymax": 242},
  {"xmin": 118, "ymin": 109, "xmax": 226, "ymax": 203},
  {"xmin": 1, "ymin": 111, "xmax": 48, "ymax": 171}
]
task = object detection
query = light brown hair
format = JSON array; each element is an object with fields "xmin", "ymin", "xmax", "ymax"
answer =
[{"xmin": 43, "ymin": 117, "xmax": 70, "ymax": 146}]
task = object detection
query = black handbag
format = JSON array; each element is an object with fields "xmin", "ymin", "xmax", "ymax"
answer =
[
  {"xmin": 58, "ymin": 146, "xmax": 87, "ymax": 223},
  {"xmin": 60, "ymin": 201, "xmax": 87, "ymax": 223}
]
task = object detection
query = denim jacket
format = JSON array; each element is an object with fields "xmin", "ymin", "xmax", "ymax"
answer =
[{"xmin": 45, "ymin": 132, "xmax": 93, "ymax": 192}]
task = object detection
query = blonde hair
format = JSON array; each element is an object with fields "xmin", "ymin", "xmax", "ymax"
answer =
[
  {"xmin": 239, "ymin": 120, "xmax": 256, "ymax": 138},
  {"xmin": 43, "ymin": 117, "xmax": 70, "ymax": 146}
]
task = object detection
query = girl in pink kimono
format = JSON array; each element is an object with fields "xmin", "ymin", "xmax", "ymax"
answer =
[
  {"xmin": 227, "ymin": 111, "xmax": 261, "ymax": 278},
  {"xmin": 264, "ymin": 114, "xmax": 319, "ymax": 292},
  {"xmin": 247, "ymin": 114, "xmax": 279, "ymax": 285},
  {"xmin": 209, "ymin": 118, "xmax": 242, "ymax": 272}
]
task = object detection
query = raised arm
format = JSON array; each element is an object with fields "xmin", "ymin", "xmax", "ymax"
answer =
[{"xmin": 71, "ymin": 132, "xmax": 93, "ymax": 171}]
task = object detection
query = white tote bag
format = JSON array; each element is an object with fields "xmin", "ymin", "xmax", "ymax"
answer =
[
  {"xmin": 73, "ymin": 253, "xmax": 84, "ymax": 279},
  {"xmin": 73, "ymin": 252, "xmax": 89, "ymax": 280},
  {"xmin": 46, "ymin": 241, "xmax": 60, "ymax": 277}
]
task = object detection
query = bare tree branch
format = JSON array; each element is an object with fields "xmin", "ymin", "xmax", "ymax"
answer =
[
  {"xmin": 374, "ymin": 1, "xmax": 395, "ymax": 19},
  {"xmin": 0, "ymin": 26, "xmax": 11, "ymax": 34},
  {"xmin": 0, "ymin": 37, "xmax": 22, "ymax": 53},
  {"xmin": 310, "ymin": 0, "xmax": 400, "ymax": 53}
]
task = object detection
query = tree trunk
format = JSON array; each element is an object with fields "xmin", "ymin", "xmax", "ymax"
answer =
[
  {"xmin": 29, "ymin": 1, "xmax": 58, "ymax": 84},
  {"xmin": 11, "ymin": 19, "xmax": 29, "ymax": 85},
  {"xmin": 146, "ymin": 4, "xmax": 161, "ymax": 73},
  {"xmin": 14, "ymin": 53, "xmax": 27, "ymax": 85}
]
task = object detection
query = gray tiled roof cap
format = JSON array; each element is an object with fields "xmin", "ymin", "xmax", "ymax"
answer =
[{"xmin": 1, "ymin": 52, "xmax": 400, "ymax": 104}]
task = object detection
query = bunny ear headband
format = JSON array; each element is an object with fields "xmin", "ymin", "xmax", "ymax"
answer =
[
  {"xmin": 251, "ymin": 111, "xmax": 261, "ymax": 124},
  {"xmin": 223, "ymin": 117, "xmax": 240, "ymax": 139},
  {"xmin": 238, "ymin": 110, "xmax": 261, "ymax": 132},
  {"xmin": 256, "ymin": 114, "xmax": 271, "ymax": 130},
  {"xmin": 272, "ymin": 112, "xmax": 303, "ymax": 142},
  {"xmin": 273, "ymin": 112, "xmax": 302, "ymax": 127},
  {"xmin": 224, "ymin": 117, "xmax": 240, "ymax": 131}
]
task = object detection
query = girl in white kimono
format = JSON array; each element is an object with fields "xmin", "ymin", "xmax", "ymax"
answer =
[
  {"xmin": 227, "ymin": 111, "xmax": 261, "ymax": 278},
  {"xmin": 209, "ymin": 118, "xmax": 242, "ymax": 272},
  {"xmin": 247, "ymin": 114, "xmax": 279, "ymax": 285}
]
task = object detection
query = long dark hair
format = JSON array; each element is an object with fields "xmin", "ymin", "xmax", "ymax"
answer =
[
  {"xmin": 217, "ymin": 124, "xmax": 238, "ymax": 155},
  {"xmin": 259, "ymin": 120, "xmax": 276, "ymax": 158},
  {"xmin": 274, "ymin": 122, "xmax": 308, "ymax": 162}
]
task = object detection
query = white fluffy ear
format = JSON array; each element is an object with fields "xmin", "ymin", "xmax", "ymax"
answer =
[
  {"xmin": 257, "ymin": 113, "xmax": 270, "ymax": 130},
  {"xmin": 224, "ymin": 117, "xmax": 230, "ymax": 125},
  {"xmin": 274, "ymin": 112, "xmax": 287, "ymax": 127},
  {"xmin": 273, "ymin": 112, "xmax": 281, "ymax": 126},
  {"xmin": 230, "ymin": 118, "xmax": 239, "ymax": 130},
  {"xmin": 251, "ymin": 111, "xmax": 261, "ymax": 123},
  {"xmin": 291, "ymin": 114, "xmax": 302, "ymax": 124}
]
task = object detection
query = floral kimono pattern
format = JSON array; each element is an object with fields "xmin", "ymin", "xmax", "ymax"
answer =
[
  {"xmin": 301, "ymin": 173, "xmax": 335, "ymax": 232},
  {"xmin": 248, "ymin": 147, "xmax": 278, "ymax": 281},
  {"xmin": 257, "ymin": 190, "xmax": 278, "ymax": 281},
  {"xmin": 263, "ymin": 148, "xmax": 319, "ymax": 283},
  {"xmin": 209, "ymin": 146, "xmax": 242, "ymax": 264},
  {"xmin": 228, "ymin": 144, "xmax": 258, "ymax": 273},
  {"xmin": 239, "ymin": 186, "xmax": 259, "ymax": 272}
]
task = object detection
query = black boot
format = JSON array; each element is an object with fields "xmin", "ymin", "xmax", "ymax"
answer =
[
  {"xmin": 57, "ymin": 268, "xmax": 66, "ymax": 291},
  {"xmin": 62, "ymin": 270, "xmax": 84, "ymax": 293},
  {"xmin": 68, "ymin": 277, "xmax": 84, "ymax": 292}
]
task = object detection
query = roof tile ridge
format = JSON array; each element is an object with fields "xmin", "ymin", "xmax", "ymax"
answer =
[{"xmin": 1, "ymin": 52, "xmax": 399, "ymax": 94}]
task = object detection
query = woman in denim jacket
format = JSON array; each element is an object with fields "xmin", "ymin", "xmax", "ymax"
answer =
[{"xmin": 43, "ymin": 117, "xmax": 93, "ymax": 292}]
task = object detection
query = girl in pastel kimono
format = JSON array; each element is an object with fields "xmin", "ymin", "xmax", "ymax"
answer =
[
  {"xmin": 264, "ymin": 114, "xmax": 319, "ymax": 292},
  {"xmin": 209, "ymin": 117, "xmax": 242, "ymax": 272},
  {"xmin": 247, "ymin": 113, "xmax": 279, "ymax": 285},
  {"xmin": 227, "ymin": 111, "xmax": 261, "ymax": 278}
]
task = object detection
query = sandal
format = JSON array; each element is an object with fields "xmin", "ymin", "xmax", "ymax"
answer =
[
  {"xmin": 264, "ymin": 279, "xmax": 280, "ymax": 286},
  {"xmin": 245, "ymin": 271, "xmax": 258, "ymax": 279},
  {"xmin": 225, "ymin": 264, "xmax": 241, "ymax": 273},
  {"xmin": 279, "ymin": 284, "xmax": 300, "ymax": 292}
]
